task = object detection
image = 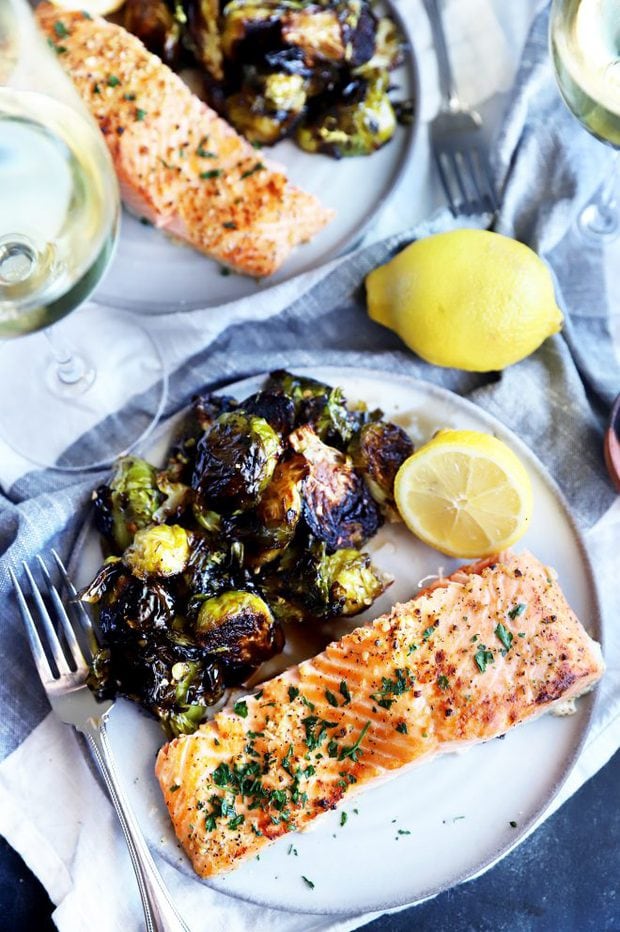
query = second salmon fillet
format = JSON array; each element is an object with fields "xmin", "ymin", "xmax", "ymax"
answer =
[
  {"xmin": 155, "ymin": 550, "xmax": 603, "ymax": 878},
  {"xmin": 36, "ymin": 5, "xmax": 334, "ymax": 278}
]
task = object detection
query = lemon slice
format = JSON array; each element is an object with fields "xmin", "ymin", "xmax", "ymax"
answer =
[
  {"xmin": 48, "ymin": 0, "xmax": 125, "ymax": 15},
  {"xmin": 394, "ymin": 429, "xmax": 533, "ymax": 558}
]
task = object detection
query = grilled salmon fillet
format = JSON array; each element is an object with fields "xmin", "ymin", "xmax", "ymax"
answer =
[
  {"xmin": 36, "ymin": 4, "xmax": 334, "ymax": 277},
  {"xmin": 155, "ymin": 550, "xmax": 603, "ymax": 878}
]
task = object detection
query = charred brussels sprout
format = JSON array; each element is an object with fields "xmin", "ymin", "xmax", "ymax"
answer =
[
  {"xmin": 93, "ymin": 456, "xmax": 164, "ymax": 552},
  {"xmin": 296, "ymin": 72, "xmax": 396, "ymax": 158},
  {"xmin": 349, "ymin": 420, "xmax": 413, "ymax": 517},
  {"xmin": 195, "ymin": 590, "xmax": 284, "ymax": 677},
  {"xmin": 124, "ymin": 525, "xmax": 191, "ymax": 579},
  {"xmin": 265, "ymin": 369, "xmax": 358, "ymax": 446},
  {"xmin": 238, "ymin": 390, "xmax": 295, "ymax": 437},
  {"xmin": 249, "ymin": 450, "xmax": 308, "ymax": 565},
  {"xmin": 122, "ymin": 0, "xmax": 183, "ymax": 66},
  {"xmin": 192, "ymin": 412, "xmax": 281, "ymax": 511},
  {"xmin": 157, "ymin": 658, "xmax": 226, "ymax": 736},
  {"xmin": 182, "ymin": 0, "xmax": 224, "ymax": 80},
  {"xmin": 290, "ymin": 424, "xmax": 381, "ymax": 550},
  {"xmin": 226, "ymin": 71, "xmax": 308, "ymax": 145},
  {"xmin": 277, "ymin": 539, "xmax": 389, "ymax": 619},
  {"xmin": 80, "ymin": 561, "xmax": 176, "ymax": 635}
]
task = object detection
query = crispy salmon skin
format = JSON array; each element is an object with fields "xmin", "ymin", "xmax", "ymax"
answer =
[
  {"xmin": 155, "ymin": 550, "xmax": 603, "ymax": 878},
  {"xmin": 36, "ymin": 4, "xmax": 333, "ymax": 277}
]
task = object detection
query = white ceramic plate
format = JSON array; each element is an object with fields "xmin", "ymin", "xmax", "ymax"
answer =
[
  {"xmin": 91, "ymin": 2, "xmax": 420, "ymax": 313},
  {"xmin": 72, "ymin": 368, "xmax": 602, "ymax": 915}
]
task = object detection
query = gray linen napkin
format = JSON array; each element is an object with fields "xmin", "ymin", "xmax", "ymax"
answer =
[{"xmin": 0, "ymin": 1, "xmax": 617, "ymax": 784}]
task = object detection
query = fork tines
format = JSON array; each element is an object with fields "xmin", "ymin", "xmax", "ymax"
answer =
[
  {"xmin": 430, "ymin": 113, "xmax": 499, "ymax": 217},
  {"xmin": 9, "ymin": 553, "xmax": 94, "ymax": 686}
]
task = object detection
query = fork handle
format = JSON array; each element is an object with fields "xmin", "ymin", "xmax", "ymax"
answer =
[
  {"xmin": 422, "ymin": 0, "xmax": 460, "ymax": 109},
  {"xmin": 85, "ymin": 723, "xmax": 191, "ymax": 932}
]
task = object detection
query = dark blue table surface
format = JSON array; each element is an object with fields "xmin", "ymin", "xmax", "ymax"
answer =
[{"xmin": 1, "ymin": 750, "xmax": 618, "ymax": 932}]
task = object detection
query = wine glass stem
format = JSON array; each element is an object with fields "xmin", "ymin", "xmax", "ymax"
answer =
[
  {"xmin": 44, "ymin": 326, "xmax": 89, "ymax": 386},
  {"xmin": 598, "ymin": 152, "xmax": 618, "ymax": 212}
]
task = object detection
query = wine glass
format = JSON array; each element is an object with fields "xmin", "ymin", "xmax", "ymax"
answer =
[
  {"xmin": 0, "ymin": 0, "xmax": 167, "ymax": 471},
  {"xmin": 550, "ymin": 0, "xmax": 620, "ymax": 241}
]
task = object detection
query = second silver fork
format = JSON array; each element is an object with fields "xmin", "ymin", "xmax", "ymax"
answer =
[
  {"xmin": 423, "ymin": 0, "xmax": 499, "ymax": 216},
  {"xmin": 10, "ymin": 552, "xmax": 190, "ymax": 932}
]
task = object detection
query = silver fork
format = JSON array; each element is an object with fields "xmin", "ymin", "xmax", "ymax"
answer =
[
  {"xmin": 9, "ymin": 552, "xmax": 190, "ymax": 932},
  {"xmin": 423, "ymin": 0, "xmax": 499, "ymax": 216}
]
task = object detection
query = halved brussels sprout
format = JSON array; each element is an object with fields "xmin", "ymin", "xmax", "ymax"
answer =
[
  {"xmin": 192, "ymin": 411, "xmax": 282, "ymax": 511},
  {"xmin": 195, "ymin": 589, "xmax": 284, "ymax": 675},
  {"xmin": 290, "ymin": 424, "xmax": 381, "ymax": 550},
  {"xmin": 122, "ymin": 0, "xmax": 184, "ymax": 66},
  {"xmin": 249, "ymin": 450, "xmax": 308, "ymax": 565},
  {"xmin": 296, "ymin": 71, "xmax": 396, "ymax": 158},
  {"xmin": 276, "ymin": 538, "xmax": 389, "ymax": 619},
  {"xmin": 93, "ymin": 455, "xmax": 164, "ymax": 553},
  {"xmin": 124, "ymin": 525, "xmax": 191, "ymax": 579},
  {"xmin": 349, "ymin": 420, "xmax": 413, "ymax": 517}
]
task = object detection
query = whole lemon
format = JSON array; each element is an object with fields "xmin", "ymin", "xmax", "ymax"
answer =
[{"xmin": 366, "ymin": 229, "xmax": 563, "ymax": 372}]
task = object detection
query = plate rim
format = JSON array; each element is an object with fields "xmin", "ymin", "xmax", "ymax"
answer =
[
  {"xmin": 92, "ymin": 0, "xmax": 422, "ymax": 313},
  {"xmin": 69, "ymin": 365, "xmax": 604, "ymax": 915}
]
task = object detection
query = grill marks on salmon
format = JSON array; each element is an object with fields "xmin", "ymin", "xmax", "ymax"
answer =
[
  {"xmin": 155, "ymin": 551, "xmax": 603, "ymax": 878},
  {"xmin": 35, "ymin": 5, "xmax": 334, "ymax": 278}
]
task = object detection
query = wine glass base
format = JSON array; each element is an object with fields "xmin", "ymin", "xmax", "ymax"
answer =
[
  {"xmin": 577, "ymin": 203, "xmax": 620, "ymax": 243},
  {"xmin": 0, "ymin": 305, "xmax": 167, "ymax": 471}
]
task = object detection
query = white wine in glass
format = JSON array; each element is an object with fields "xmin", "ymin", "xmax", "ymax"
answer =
[
  {"xmin": 0, "ymin": 0, "xmax": 166, "ymax": 471},
  {"xmin": 550, "ymin": 0, "xmax": 620, "ymax": 238}
]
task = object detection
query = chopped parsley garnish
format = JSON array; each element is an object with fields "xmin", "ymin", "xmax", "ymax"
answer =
[
  {"xmin": 222, "ymin": 221, "xmax": 238, "ymax": 229},
  {"xmin": 135, "ymin": 108, "xmax": 147, "ymax": 121},
  {"xmin": 288, "ymin": 685, "xmax": 299, "ymax": 702},
  {"xmin": 508, "ymin": 602, "xmax": 527, "ymax": 620},
  {"xmin": 302, "ymin": 715, "xmax": 337, "ymax": 751},
  {"xmin": 471, "ymin": 634, "xmax": 479, "ymax": 642},
  {"xmin": 123, "ymin": 92, "xmax": 136, "ymax": 101},
  {"xmin": 93, "ymin": 83, "xmax": 101, "ymax": 94},
  {"xmin": 509, "ymin": 820, "xmax": 518, "ymax": 828},
  {"xmin": 220, "ymin": 267, "xmax": 231, "ymax": 276},
  {"xmin": 212, "ymin": 763, "xmax": 232, "ymax": 787},
  {"xmin": 81, "ymin": 10, "xmax": 93, "ymax": 19},
  {"xmin": 288, "ymin": 844, "xmax": 298, "ymax": 855},
  {"xmin": 371, "ymin": 668, "xmax": 413, "ymax": 709},
  {"xmin": 396, "ymin": 722, "xmax": 408, "ymax": 734},
  {"xmin": 205, "ymin": 815, "xmax": 217, "ymax": 832},
  {"xmin": 196, "ymin": 146, "xmax": 216, "ymax": 158},
  {"xmin": 437, "ymin": 675, "xmax": 449, "ymax": 690},
  {"xmin": 233, "ymin": 699, "xmax": 248, "ymax": 718},
  {"xmin": 228, "ymin": 814, "xmax": 245, "ymax": 830},
  {"xmin": 302, "ymin": 876, "xmax": 315, "ymax": 889},
  {"xmin": 200, "ymin": 169, "xmax": 222, "ymax": 180},
  {"xmin": 240, "ymin": 161, "xmax": 265, "ymax": 179},
  {"xmin": 408, "ymin": 643, "xmax": 418, "ymax": 654},
  {"xmin": 338, "ymin": 721, "xmax": 371, "ymax": 762},
  {"xmin": 169, "ymin": 783, "xmax": 180, "ymax": 792},
  {"xmin": 397, "ymin": 829, "xmax": 411, "ymax": 835},
  {"xmin": 518, "ymin": 632, "xmax": 526, "ymax": 638},
  {"xmin": 495, "ymin": 622, "xmax": 514, "ymax": 653},
  {"xmin": 107, "ymin": 75, "xmax": 121, "ymax": 87},
  {"xmin": 422, "ymin": 625, "xmax": 435, "ymax": 641},
  {"xmin": 474, "ymin": 644, "xmax": 495, "ymax": 673},
  {"xmin": 251, "ymin": 140, "xmax": 264, "ymax": 149},
  {"xmin": 339, "ymin": 680, "xmax": 351, "ymax": 704},
  {"xmin": 54, "ymin": 21, "xmax": 70, "ymax": 38},
  {"xmin": 300, "ymin": 695, "xmax": 315, "ymax": 711},
  {"xmin": 325, "ymin": 689, "xmax": 339, "ymax": 707},
  {"xmin": 340, "ymin": 811, "xmax": 348, "ymax": 827}
]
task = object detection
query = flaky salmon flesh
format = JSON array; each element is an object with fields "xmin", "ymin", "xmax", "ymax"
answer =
[
  {"xmin": 155, "ymin": 550, "xmax": 603, "ymax": 878},
  {"xmin": 36, "ymin": 5, "xmax": 334, "ymax": 278}
]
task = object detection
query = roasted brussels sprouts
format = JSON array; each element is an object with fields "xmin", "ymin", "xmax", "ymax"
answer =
[
  {"xmin": 296, "ymin": 71, "xmax": 396, "ymax": 158},
  {"xmin": 265, "ymin": 369, "xmax": 358, "ymax": 446},
  {"xmin": 262, "ymin": 537, "xmax": 389, "ymax": 620},
  {"xmin": 238, "ymin": 389, "xmax": 295, "ymax": 436},
  {"xmin": 249, "ymin": 450, "xmax": 308, "ymax": 565},
  {"xmin": 290, "ymin": 424, "xmax": 381, "ymax": 550},
  {"xmin": 124, "ymin": 525, "xmax": 191, "ymax": 580},
  {"xmin": 122, "ymin": 0, "xmax": 184, "ymax": 66},
  {"xmin": 192, "ymin": 411, "xmax": 282, "ymax": 511},
  {"xmin": 194, "ymin": 589, "xmax": 284, "ymax": 676},
  {"xmin": 226, "ymin": 71, "xmax": 308, "ymax": 145},
  {"xmin": 349, "ymin": 420, "xmax": 413, "ymax": 517},
  {"xmin": 281, "ymin": 1, "xmax": 376, "ymax": 68},
  {"xmin": 294, "ymin": 540, "xmax": 390, "ymax": 617},
  {"xmin": 181, "ymin": 0, "xmax": 224, "ymax": 80},
  {"xmin": 80, "ymin": 560, "xmax": 176, "ymax": 634},
  {"xmin": 92, "ymin": 456, "xmax": 164, "ymax": 552}
]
